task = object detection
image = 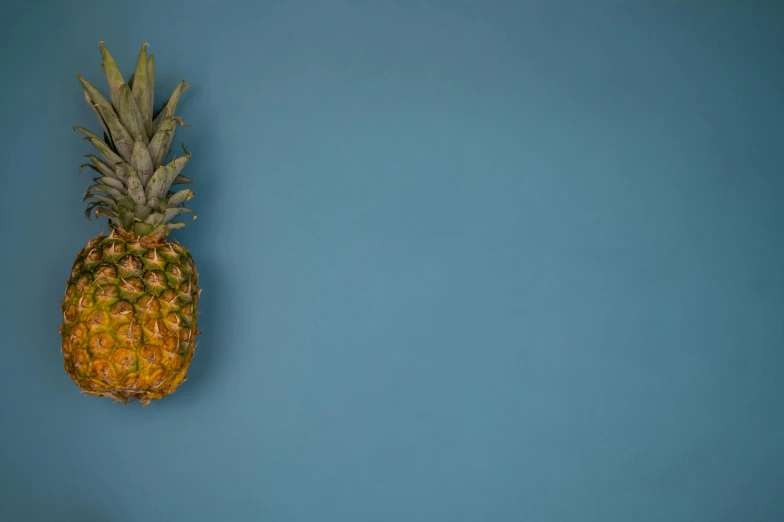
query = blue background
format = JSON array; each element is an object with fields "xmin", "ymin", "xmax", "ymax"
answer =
[{"xmin": 1, "ymin": 1, "xmax": 783, "ymax": 521}]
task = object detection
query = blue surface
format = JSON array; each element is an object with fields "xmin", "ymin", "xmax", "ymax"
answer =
[{"xmin": 1, "ymin": 1, "xmax": 783, "ymax": 521}]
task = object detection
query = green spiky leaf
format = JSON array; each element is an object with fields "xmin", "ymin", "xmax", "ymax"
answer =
[
  {"xmin": 132, "ymin": 43, "xmax": 152, "ymax": 137},
  {"xmin": 121, "ymin": 210, "xmax": 135, "ymax": 230},
  {"xmin": 76, "ymin": 75, "xmax": 113, "ymax": 113},
  {"xmin": 172, "ymin": 174, "xmax": 195, "ymax": 185},
  {"xmin": 80, "ymin": 163, "xmax": 96, "ymax": 173},
  {"xmin": 95, "ymin": 176, "xmax": 125, "ymax": 191},
  {"xmin": 84, "ymin": 154, "xmax": 118, "ymax": 179},
  {"xmin": 135, "ymin": 205, "xmax": 152, "ymax": 220},
  {"xmin": 147, "ymin": 54, "xmax": 155, "ymax": 126},
  {"xmin": 85, "ymin": 201, "xmax": 108, "ymax": 220},
  {"xmin": 114, "ymin": 162, "xmax": 132, "ymax": 186},
  {"xmin": 94, "ymin": 206, "xmax": 121, "ymax": 223},
  {"xmin": 152, "ymin": 80, "xmax": 188, "ymax": 132},
  {"xmin": 131, "ymin": 136, "xmax": 154, "ymax": 183},
  {"xmin": 117, "ymin": 196, "xmax": 134, "ymax": 211},
  {"xmin": 162, "ymin": 207, "xmax": 195, "ymax": 223},
  {"xmin": 143, "ymin": 212, "xmax": 164, "ymax": 226},
  {"xmin": 124, "ymin": 166, "xmax": 146, "ymax": 206},
  {"xmin": 147, "ymin": 116, "xmax": 189, "ymax": 169},
  {"xmin": 133, "ymin": 222, "xmax": 153, "ymax": 236},
  {"xmin": 84, "ymin": 193, "xmax": 119, "ymax": 210},
  {"xmin": 117, "ymin": 84, "xmax": 147, "ymax": 142},
  {"xmin": 168, "ymin": 189, "xmax": 194, "ymax": 206},
  {"xmin": 148, "ymin": 128, "xmax": 171, "ymax": 169},
  {"xmin": 86, "ymin": 183, "xmax": 124, "ymax": 200},
  {"xmin": 166, "ymin": 222, "xmax": 187, "ymax": 231},
  {"xmin": 147, "ymin": 196, "xmax": 167, "ymax": 211},
  {"xmin": 77, "ymin": 75, "xmax": 114, "ymax": 146},
  {"xmin": 98, "ymin": 41, "xmax": 125, "ymax": 110},
  {"xmin": 145, "ymin": 146, "xmax": 191, "ymax": 201},
  {"xmin": 75, "ymin": 126, "xmax": 123, "ymax": 167},
  {"xmin": 95, "ymin": 104, "xmax": 133, "ymax": 162},
  {"xmin": 74, "ymin": 126, "xmax": 102, "ymax": 142}
]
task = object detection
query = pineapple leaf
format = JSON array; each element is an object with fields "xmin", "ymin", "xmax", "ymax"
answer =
[
  {"xmin": 131, "ymin": 136, "xmax": 154, "ymax": 184},
  {"xmin": 162, "ymin": 207, "xmax": 195, "ymax": 224},
  {"xmin": 73, "ymin": 125, "xmax": 102, "ymax": 142},
  {"xmin": 95, "ymin": 206, "xmax": 122, "ymax": 225},
  {"xmin": 86, "ymin": 94, "xmax": 113, "ymax": 151},
  {"xmin": 86, "ymin": 137, "xmax": 123, "ymax": 168},
  {"xmin": 98, "ymin": 41, "xmax": 125, "ymax": 110},
  {"xmin": 148, "ymin": 128, "xmax": 172, "ymax": 170},
  {"xmin": 168, "ymin": 189, "xmax": 194, "ymax": 206},
  {"xmin": 124, "ymin": 166, "xmax": 147, "ymax": 206},
  {"xmin": 147, "ymin": 196, "xmax": 162, "ymax": 211},
  {"xmin": 135, "ymin": 204, "xmax": 152, "ymax": 221},
  {"xmin": 95, "ymin": 104, "xmax": 133, "ymax": 162},
  {"xmin": 166, "ymin": 222, "xmax": 187, "ymax": 231},
  {"xmin": 131, "ymin": 43, "xmax": 152, "ymax": 138},
  {"xmin": 118, "ymin": 85, "xmax": 147, "ymax": 142},
  {"xmin": 117, "ymin": 196, "xmax": 135, "ymax": 211},
  {"xmin": 172, "ymin": 174, "xmax": 195, "ymax": 185},
  {"xmin": 84, "ymin": 193, "xmax": 119, "ymax": 209},
  {"xmin": 77, "ymin": 76, "xmax": 114, "ymax": 147},
  {"xmin": 84, "ymin": 201, "xmax": 108, "ymax": 220},
  {"xmin": 147, "ymin": 54, "xmax": 155, "ymax": 127},
  {"xmin": 121, "ymin": 210, "xmax": 135, "ymax": 230},
  {"xmin": 75, "ymin": 126, "xmax": 123, "ymax": 167},
  {"xmin": 147, "ymin": 116, "xmax": 189, "ymax": 169},
  {"xmin": 85, "ymin": 154, "xmax": 118, "ymax": 179},
  {"xmin": 114, "ymin": 162, "xmax": 132, "ymax": 186},
  {"xmin": 79, "ymin": 163, "xmax": 101, "ymax": 175},
  {"xmin": 76, "ymin": 75, "xmax": 113, "ymax": 112},
  {"xmin": 143, "ymin": 212, "xmax": 164, "ymax": 226},
  {"xmin": 96, "ymin": 176, "xmax": 125, "ymax": 191},
  {"xmin": 144, "ymin": 146, "xmax": 191, "ymax": 201},
  {"xmin": 152, "ymin": 80, "xmax": 189, "ymax": 132},
  {"xmin": 103, "ymin": 131, "xmax": 115, "ymax": 151},
  {"xmin": 150, "ymin": 126, "xmax": 174, "ymax": 169},
  {"xmin": 86, "ymin": 183, "xmax": 124, "ymax": 200},
  {"xmin": 133, "ymin": 222, "xmax": 153, "ymax": 236}
]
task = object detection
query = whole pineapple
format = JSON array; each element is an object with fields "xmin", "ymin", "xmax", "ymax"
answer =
[{"xmin": 60, "ymin": 42, "xmax": 199, "ymax": 404}]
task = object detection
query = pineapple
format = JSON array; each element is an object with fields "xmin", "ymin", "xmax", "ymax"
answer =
[{"xmin": 60, "ymin": 42, "xmax": 199, "ymax": 404}]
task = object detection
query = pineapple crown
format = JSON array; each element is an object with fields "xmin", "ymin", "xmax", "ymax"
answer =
[{"xmin": 76, "ymin": 41, "xmax": 194, "ymax": 237}]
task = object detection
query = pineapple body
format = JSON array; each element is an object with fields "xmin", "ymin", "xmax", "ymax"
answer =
[
  {"xmin": 60, "ymin": 229, "xmax": 199, "ymax": 404},
  {"xmin": 65, "ymin": 41, "xmax": 199, "ymax": 403}
]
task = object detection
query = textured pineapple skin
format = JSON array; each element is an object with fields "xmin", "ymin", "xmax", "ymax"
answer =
[{"xmin": 60, "ymin": 230, "xmax": 199, "ymax": 404}]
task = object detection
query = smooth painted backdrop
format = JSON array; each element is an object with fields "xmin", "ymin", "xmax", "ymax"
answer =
[{"xmin": 1, "ymin": 1, "xmax": 783, "ymax": 521}]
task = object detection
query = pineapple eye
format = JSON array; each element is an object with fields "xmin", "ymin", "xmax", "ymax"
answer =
[
  {"xmin": 76, "ymin": 274, "xmax": 93, "ymax": 292},
  {"xmin": 113, "ymin": 348, "xmax": 137, "ymax": 370},
  {"xmin": 94, "ymin": 263, "xmax": 118, "ymax": 282},
  {"xmin": 140, "ymin": 345, "xmax": 160, "ymax": 365},
  {"xmin": 117, "ymin": 323, "xmax": 142, "ymax": 344},
  {"xmin": 87, "ymin": 310, "xmax": 111, "ymax": 326},
  {"xmin": 86, "ymin": 249, "xmax": 103, "ymax": 263},
  {"xmin": 102, "ymin": 241, "xmax": 126, "ymax": 259},
  {"xmin": 88, "ymin": 332, "xmax": 115, "ymax": 355},
  {"xmin": 117, "ymin": 255, "xmax": 143, "ymax": 276},
  {"xmin": 91, "ymin": 360, "xmax": 118, "ymax": 383}
]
